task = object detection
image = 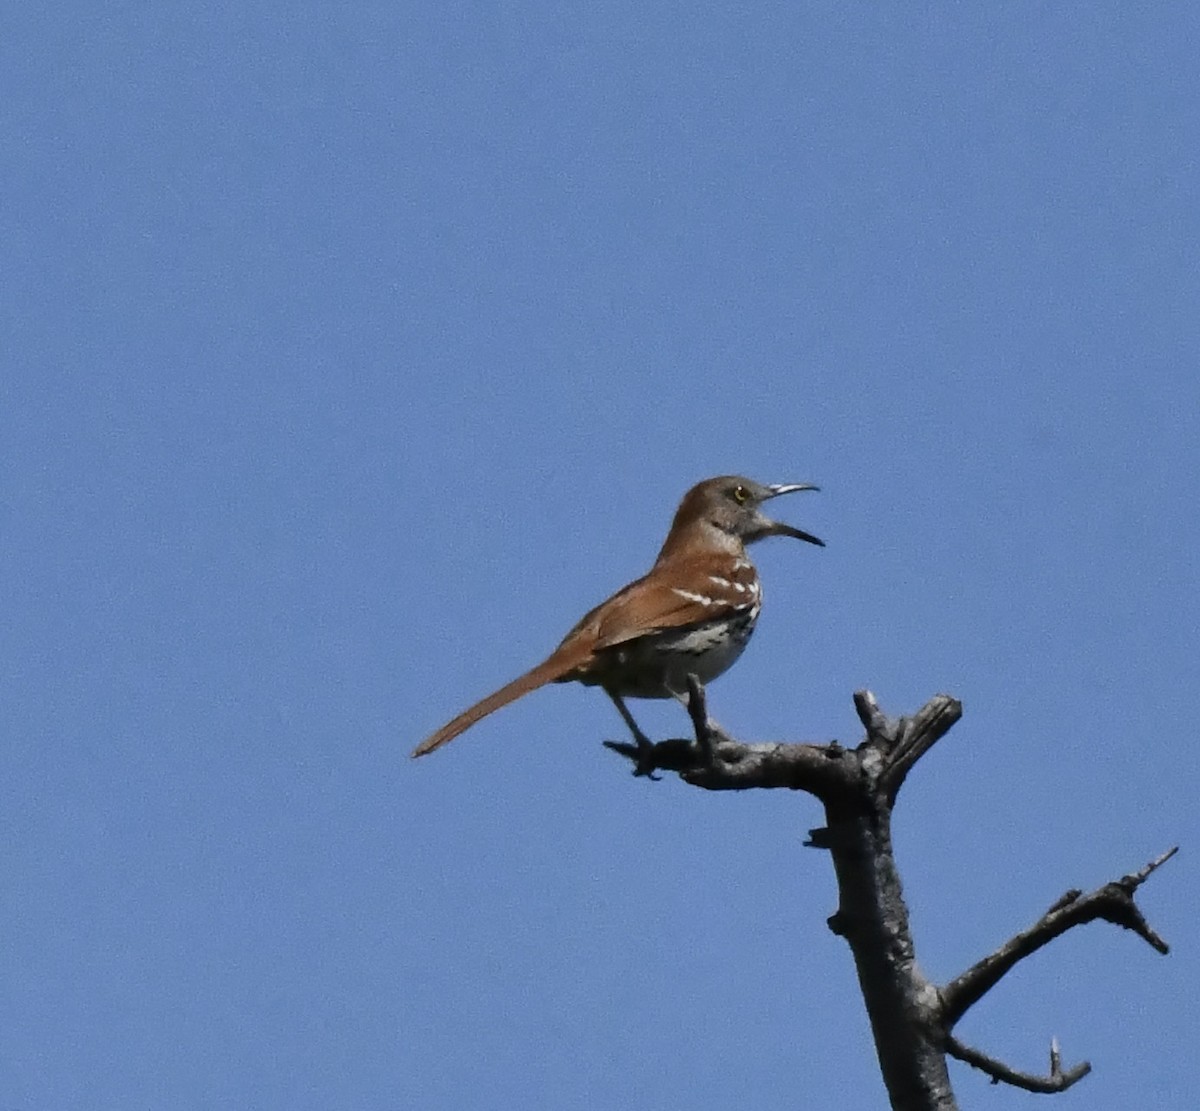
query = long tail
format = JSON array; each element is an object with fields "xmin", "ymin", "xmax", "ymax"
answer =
[{"xmin": 411, "ymin": 645, "xmax": 588, "ymax": 758}]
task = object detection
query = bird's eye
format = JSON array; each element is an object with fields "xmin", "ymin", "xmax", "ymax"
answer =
[{"xmin": 732, "ymin": 485, "xmax": 749, "ymax": 504}]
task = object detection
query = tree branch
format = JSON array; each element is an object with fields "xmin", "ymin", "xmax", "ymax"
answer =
[
  {"xmin": 877, "ymin": 694, "xmax": 962, "ymax": 803},
  {"xmin": 604, "ymin": 733, "xmax": 855, "ymax": 795},
  {"xmin": 854, "ymin": 689, "xmax": 893, "ymax": 746},
  {"xmin": 945, "ymin": 1035, "xmax": 1091, "ymax": 1094},
  {"xmin": 848, "ymin": 690, "xmax": 963, "ymax": 803},
  {"xmin": 603, "ymin": 677, "xmax": 861, "ymax": 796},
  {"xmin": 604, "ymin": 689, "xmax": 962, "ymax": 802},
  {"xmin": 941, "ymin": 847, "xmax": 1177, "ymax": 1027}
]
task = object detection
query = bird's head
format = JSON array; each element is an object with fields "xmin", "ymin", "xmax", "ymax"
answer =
[{"xmin": 666, "ymin": 475, "xmax": 824, "ymax": 552}]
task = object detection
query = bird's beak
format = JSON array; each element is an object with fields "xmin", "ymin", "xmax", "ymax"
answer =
[
  {"xmin": 759, "ymin": 483, "xmax": 824, "ymax": 546},
  {"xmin": 766, "ymin": 483, "xmax": 819, "ymax": 498}
]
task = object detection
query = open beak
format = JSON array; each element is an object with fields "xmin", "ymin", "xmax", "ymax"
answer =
[{"xmin": 759, "ymin": 483, "xmax": 824, "ymax": 546}]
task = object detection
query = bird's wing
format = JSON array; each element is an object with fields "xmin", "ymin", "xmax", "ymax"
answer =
[{"xmin": 560, "ymin": 553, "xmax": 759, "ymax": 652}]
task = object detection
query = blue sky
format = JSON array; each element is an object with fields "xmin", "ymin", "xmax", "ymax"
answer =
[{"xmin": 3, "ymin": 4, "xmax": 1197, "ymax": 1109}]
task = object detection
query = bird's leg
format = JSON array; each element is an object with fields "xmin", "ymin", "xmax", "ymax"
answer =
[
  {"xmin": 604, "ymin": 689, "xmax": 660, "ymax": 778},
  {"xmin": 606, "ymin": 689, "xmax": 654, "ymax": 750},
  {"xmin": 673, "ymin": 676, "xmax": 731, "ymax": 748}
]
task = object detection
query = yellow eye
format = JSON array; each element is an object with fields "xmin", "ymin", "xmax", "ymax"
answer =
[{"xmin": 733, "ymin": 485, "xmax": 749, "ymax": 504}]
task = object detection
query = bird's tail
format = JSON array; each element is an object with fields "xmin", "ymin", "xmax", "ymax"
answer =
[{"xmin": 411, "ymin": 645, "xmax": 589, "ymax": 758}]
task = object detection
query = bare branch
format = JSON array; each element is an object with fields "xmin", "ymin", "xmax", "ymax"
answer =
[
  {"xmin": 1123, "ymin": 845, "xmax": 1180, "ymax": 897},
  {"xmin": 603, "ymin": 680, "xmax": 866, "ymax": 794},
  {"xmin": 605, "ymin": 732, "xmax": 857, "ymax": 796},
  {"xmin": 941, "ymin": 847, "xmax": 1178, "ymax": 1026},
  {"xmin": 854, "ymin": 689, "xmax": 892, "ymax": 745},
  {"xmin": 603, "ymin": 690, "xmax": 966, "ymax": 808},
  {"xmin": 945, "ymin": 1035, "xmax": 1091, "ymax": 1093},
  {"xmin": 878, "ymin": 695, "xmax": 963, "ymax": 802}
]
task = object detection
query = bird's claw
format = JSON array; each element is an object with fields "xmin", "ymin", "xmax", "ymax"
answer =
[
  {"xmin": 601, "ymin": 737, "xmax": 662, "ymax": 780},
  {"xmin": 632, "ymin": 736, "xmax": 662, "ymax": 780}
]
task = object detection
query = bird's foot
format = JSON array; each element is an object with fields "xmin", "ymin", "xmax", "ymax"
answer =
[
  {"xmin": 633, "ymin": 734, "xmax": 662, "ymax": 780},
  {"xmin": 602, "ymin": 691, "xmax": 664, "ymax": 778},
  {"xmin": 629, "ymin": 727, "xmax": 662, "ymax": 779},
  {"xmin": 601, "ymin": 735, "xmax": 662, "ymax": 779}
]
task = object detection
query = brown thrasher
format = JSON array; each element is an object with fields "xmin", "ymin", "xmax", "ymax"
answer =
[{"xmin": 412, "ymin": 475, "xmax": 823, "ymax": 758}]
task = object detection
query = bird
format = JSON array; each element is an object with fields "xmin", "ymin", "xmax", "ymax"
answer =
[{"xmin": 412, "ymin": 475, "xmax": 823, "ymax": 758}]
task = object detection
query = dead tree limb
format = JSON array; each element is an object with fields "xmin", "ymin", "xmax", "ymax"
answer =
[
  {"xmin": 941, "ymin": 846, "xmax": 1176, "ymax": 1027},
  {"xmin": 944, "ymin": 1035, "xmax": 1091, "ymax": 1093},
  {"xmin": 604, "ymin": 689, "xmax": 1174, "ymax": 1111}
]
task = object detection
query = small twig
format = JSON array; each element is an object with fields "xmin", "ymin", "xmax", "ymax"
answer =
[
  {"xmin": 1046, "ymin": 889, "xmax": 1081, "ymax": 915},
  {"xmin": 1103, "ymin": 846, "xmax": 1178, "ymax": 953},
  {"xmin": 945, "ymin": 1035, "xmax": 1091, "ymax": 1093},
  {"xmin": 878, "ymin": 694, "xmax": 963, "ymax": 802},
  {"xmin": 805, "ymin": 826, "xmax": 833, "ymax": 849},
  {"xmin": 941, "ymin": 847, "xmax": 1178, "ymax": 1026},
  {"xmin": 1122, "ymin": 845, "xmax": 1180, "ymax": 897},
  {"xmin": 853, "ymin": 690, "xmax": 892, "ymax": 746}
]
